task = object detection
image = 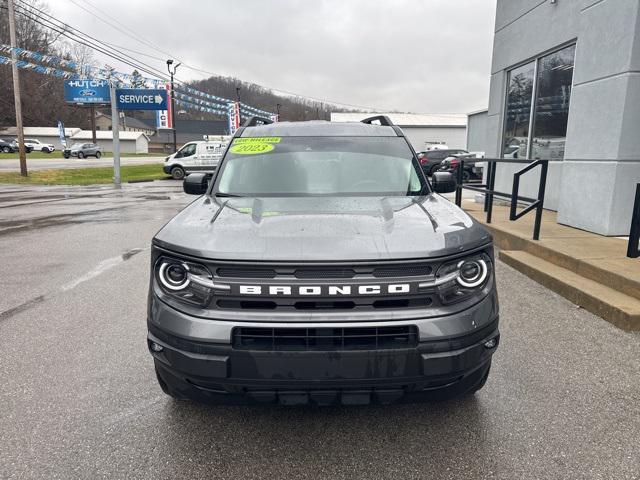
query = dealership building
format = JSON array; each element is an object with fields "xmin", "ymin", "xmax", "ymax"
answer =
[
  {"xmin": 474, "ymin": 0, "xmax": 640, "ymax": 236},
  {"xmin": 331, "ymin": 112, "xmax": 467, "ymax": 152}
]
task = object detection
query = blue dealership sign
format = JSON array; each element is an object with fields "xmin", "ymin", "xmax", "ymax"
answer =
[
  {"xmin": 64, "ymin": 79, "xmax": 110, "ymax": 103},
  {"xmin": 116, "ymin": 88, "xmax": 168, "ymax": 110}
]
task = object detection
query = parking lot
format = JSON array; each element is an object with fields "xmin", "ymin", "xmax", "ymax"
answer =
[{"xmin": 1, "ymin": 182, "xmax": 639, "ymax": 479}]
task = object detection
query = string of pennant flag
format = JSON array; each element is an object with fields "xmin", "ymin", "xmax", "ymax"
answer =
[{"xmin": 0, "ymin": 43, "xmax": 274, "ymax": 117}]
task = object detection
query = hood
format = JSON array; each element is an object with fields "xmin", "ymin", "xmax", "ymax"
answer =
[{"xmin": 154, "ymin": 195, "xmax": 491, "ymax": 261}]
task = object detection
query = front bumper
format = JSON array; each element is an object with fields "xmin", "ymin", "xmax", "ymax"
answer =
[{"xmin": 148, "ymin": 293, "xmax": 499, "ymax": 405}]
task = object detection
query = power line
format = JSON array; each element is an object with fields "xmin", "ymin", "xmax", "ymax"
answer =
[
  {"xmin": 11, "ymin": 1, "xmax": 172, "ymax": 82},
  {"xmin": 64, "ymin": 0, "xmax": 387, "ymax": 111}
]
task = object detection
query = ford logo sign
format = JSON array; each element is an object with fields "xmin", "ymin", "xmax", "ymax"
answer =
[{"xmin": 79, "ymin": 89, "xmax": 96, "ymax": 96}]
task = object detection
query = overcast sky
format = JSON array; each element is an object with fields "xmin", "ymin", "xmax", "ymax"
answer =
[{"xmin": 49, "ymin": 0, "xmax": 497, "ymax": 113}]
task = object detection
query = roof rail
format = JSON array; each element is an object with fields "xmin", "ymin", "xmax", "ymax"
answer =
[
  {"xmin": 243, "ymin": 116, "xmax": 274, "ymax": 127},
  {"xmin": 360, "ymin": 115, "xmax": 394, "ymax": 127}
]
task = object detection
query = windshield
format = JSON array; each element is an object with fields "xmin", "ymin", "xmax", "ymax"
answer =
[
  {"xmin": 70, "ymin": 143, "xmax": 83, "ymax": 149},
  {"xmin": 215, "ymin": 136, "xmax": 426, "ymax": 197}
]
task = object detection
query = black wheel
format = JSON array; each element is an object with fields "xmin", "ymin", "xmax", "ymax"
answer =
[
  {"xmin": 78, "ymin": 152, "xmax": 85, "ymax": 159},
  {"xmin": 429, "ymin": 164, "xmax": 440, "ymax": 176},
  {"xmin": 462, "ymin": 170, "xmax": 471, "ymax": 183},
  {"xmin": 1, "ymin": 146, "xmax": 9, "ymax": 153},
  {"xmin": 63, "ymin": 154, "xmax": 70, "ymax": 159},
  {"xmin": 171, "ymin": 166, "xmax": 185, "ymax": 180},
  {"xmin": 41, "ymin": 147, "xmax": 49, "ymax": 153},
  {"xmin": 95, "ymin": 151, "xmax": 101, "ymax": 159}
]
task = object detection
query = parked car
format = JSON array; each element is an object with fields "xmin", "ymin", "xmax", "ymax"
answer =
[
  {"xmin": 438, "ymin": 153, "xmax": 482, "ymax": 182},
  {"xmin": 148, "ymin": 116, "xmax": 499, "ymax": 405},
  {"xmin": 63, "ymin": 142, "xmax": 102, "ymax": 159},
  {"xmin": 0, "ymin": 138, "xmax": 16, "ymax": 153},
  {"xmin": 417, "ymin": 149, "xmax": 469, "ymax": 176},
  {"xmin": 24, "ymin": 138, "xmax": 55, "ymax": 153},
  {"xmin": 9, "ymin": 140, "xmax": 33, "ymax": 153},
  {"xmin": 163, "ymin": 138, "xmax": 230, "ymax": 180}
]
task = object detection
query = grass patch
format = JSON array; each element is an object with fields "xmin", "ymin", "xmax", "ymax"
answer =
[
  {"xmin": 0, "ymin": 164, "xmax": 169, "ymax": 185},
  {"xmin": 0, "ymin": 151, "xmax": 159, "ymax": 160}
]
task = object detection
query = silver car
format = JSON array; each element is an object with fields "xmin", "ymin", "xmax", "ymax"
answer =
[{"xmin": 63, "ymin": 142, "xmax": 102, "ymax": 159}]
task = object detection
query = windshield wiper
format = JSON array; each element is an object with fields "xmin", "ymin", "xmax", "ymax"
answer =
[{"xmin": 214, "ymin": 193, "xmax": 244, "ymax": 198}]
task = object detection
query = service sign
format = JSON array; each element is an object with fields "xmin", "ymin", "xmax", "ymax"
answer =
[
  {"xmin": 64, "ymin": 79, "xmax": 110, "ymax": 104},
  {"xmin": 116, "ymin": 88, "xmax": 168, "ymax": 110}
]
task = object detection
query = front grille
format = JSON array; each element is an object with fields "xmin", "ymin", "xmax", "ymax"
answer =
[
  {"xmin": 214, "ymin": 263, "xmax": 435, "ymax": 280},
  {"xmin": 372, "ymin": 265, "xmax": 432, "ymax": 277},
  {"xmin": 294, "ymin": 268, "xmax": 356, "ymax": 279},
  {"xmin": 232, "ymin": 326, "xmax": 419, "ymax": 351},
  {"xmin": 217, "ymin": 297, "xmax": 432, "ymax": 310},
  {"xmin": 217, "ymin": 268, "xmax": 276, "ymax": 278}
]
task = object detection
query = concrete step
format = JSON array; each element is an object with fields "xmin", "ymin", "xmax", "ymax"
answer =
[
  {"xmin": 500, "ymin": 250, "xmax": 640, "ymax": 331},
  {"xmin": 483, "ymin": 223, "xmax": 640, "ymax": 302}
]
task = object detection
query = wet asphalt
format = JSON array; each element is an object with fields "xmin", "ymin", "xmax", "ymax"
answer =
[{"xmin": 1, "ymin": 182, "xmax": 639, "ymax": 479}]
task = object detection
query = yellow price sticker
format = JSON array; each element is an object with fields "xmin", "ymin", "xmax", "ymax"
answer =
[
  {"xmin": 229, "ymin": 143, "xmax": 275, "ymax": 155},
  {"xmin": 233, "ymin": 137, "xmax": 281, "ymax": 144}
]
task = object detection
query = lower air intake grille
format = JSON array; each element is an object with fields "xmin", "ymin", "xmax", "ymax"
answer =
[{"xmin": 232, "ymin": 326, "xmax": 418, "ymax": 351}]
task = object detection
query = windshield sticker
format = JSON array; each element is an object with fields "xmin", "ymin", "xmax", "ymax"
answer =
[
  {"xmin": 229, "ymin": 143, "xmax": 275, "ymax": 155},
  {"xmin": 233, "ymin": 137, "xmax": 281, "ymax": 144}
]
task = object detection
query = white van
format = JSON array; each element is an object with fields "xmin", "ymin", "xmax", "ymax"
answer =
[{"xmin": 163, "ymin": 137, "xmax": 230, "ymax": 180}]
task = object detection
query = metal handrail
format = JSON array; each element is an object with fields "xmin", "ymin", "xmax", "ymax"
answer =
[
  {"xmin": 454, "ymin": 158, "xmax": 549, "ymax": 241},
  {"xmin": 628, "ymin": 183, "xmax": 640, "ymax": 258}
]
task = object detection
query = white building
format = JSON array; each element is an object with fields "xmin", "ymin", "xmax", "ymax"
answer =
[
  {"xmin": 330, "ymin": 112, "xmax": 467, "ymax": 151},
  {"xmin": 0, "ymin": 127, "xmax": 149, "ymax": 154},
  {"xmin": 69, "ymin": 130, "xmax": 149, "ymax": 154},
  {"xmin": 0, "ymin": 127, "xmax": 81, "ymax": 150}
]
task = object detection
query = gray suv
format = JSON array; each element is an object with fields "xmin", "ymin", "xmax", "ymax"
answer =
[
  {"xmin": 63, "ymin": 142, "xmax": 102, "ymax": 159},
  {"xmin": 148, "ymin": 116, "xmax": 499, "ymax": 405}
]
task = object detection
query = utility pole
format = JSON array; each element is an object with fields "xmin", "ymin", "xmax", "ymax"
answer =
[
  {"xmin": 109, "ymin": 82, "xmax": 121, "ymax": 188},
  {"xmin": 7, "ymin": 0, "xmax": 27, "ymax": 176},
  {"xmin": 276, "ymin": 103, "xmax": 281, "ymax": 121},
  {"xmin": 166, "ymin": 59, "xmax": 180, "ymax": 153},
  {"xmin": 90, "ymin": 105, "xmax": 96, "ymax": 143}
]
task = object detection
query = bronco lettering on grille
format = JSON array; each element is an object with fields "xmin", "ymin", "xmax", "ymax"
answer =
[{"xmin": 238, "ymin": 284, "xmax": 411, "ymax": 295}]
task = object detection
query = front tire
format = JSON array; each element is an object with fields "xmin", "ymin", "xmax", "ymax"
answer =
[
  {"xmin": 171, "ymin": 166, "xmax": 185, "ymax": 180},
  {"xmin": 78, "ymin": 152, "xmax": 85, "ymax": 159},
  {"xmin": 1, "ymin": 146, "xmax": 9, "ymax": 153},
  {"xmin": 95, "ymin": 151, "xmax": 101, "ymax": 159},
  {"xmin": 429, "ymin": 164, "xmax": 440, "ymax": 176}
]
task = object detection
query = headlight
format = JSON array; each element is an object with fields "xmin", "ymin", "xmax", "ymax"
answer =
[
  {"xmin": 155, "ymin": 257, "xmax": 216, "ymax": 307},
  {"xmin": 434, "ymin": 253, "xmax": 492, "ymax": 305}
]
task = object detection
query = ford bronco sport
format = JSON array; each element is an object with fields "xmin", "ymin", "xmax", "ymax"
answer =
[{"xmin": 147, "ymin": 115, "xmax": 499, "ymax": 405}]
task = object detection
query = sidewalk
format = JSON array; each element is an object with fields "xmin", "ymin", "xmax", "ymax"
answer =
[{"xmin": 462, "ymin": 198, "xmax": 640, "ymax": 330}]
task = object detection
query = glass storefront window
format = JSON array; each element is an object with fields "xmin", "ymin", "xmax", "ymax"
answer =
[
  {"xmin": 502, "ymin": 62, "xmax": 535, "ymax": 159},
  {"xmin": 531, "ymin": 44, "xmax": 576, "ymax": 159},
  {"xmin": 502, "ymin": 44, "xmax": 576, "ymax": 160}
]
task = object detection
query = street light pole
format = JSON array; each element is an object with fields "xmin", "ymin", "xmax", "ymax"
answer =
[{"xmin": 167, "ymin": 59, "xmax": 180, "ymax": 153}]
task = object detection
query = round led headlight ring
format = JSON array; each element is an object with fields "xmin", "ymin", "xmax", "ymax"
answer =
[
  {"xmin": 158, "ymin": 261, "xmax": 190, "ymax": 290},
  {"xmin": 456, "ymin": 259, "xmax": 488, "ymax": 288}
]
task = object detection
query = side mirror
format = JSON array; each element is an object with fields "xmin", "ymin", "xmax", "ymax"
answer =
[
  {"xmin": 432, "ymin": 171, "xmax": 456, "ymax": 194},
  {"xmin": 183, "ymin": 173, "xmax": 209, "ymax": 195}
]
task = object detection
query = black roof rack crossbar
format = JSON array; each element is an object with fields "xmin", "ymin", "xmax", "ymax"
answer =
[
  {"xmin": 360, "ymin": 115, "xmax": 394, "ymax": 127},
  {"xmin": 243, "ymin": 116, "xmax": 274, "ymax": 127}
]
